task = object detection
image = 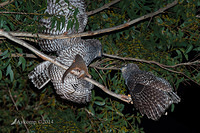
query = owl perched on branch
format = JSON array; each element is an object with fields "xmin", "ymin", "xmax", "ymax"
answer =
[
  {"xmin": 121, "ymin": 63, "xmax": 180, "ymax": 120},
  {"xmin": 29, "ymin": 0, "xmax": 102, "ymax": 103},
  {"xmin": 29, "ymin": 39, "xmax": 102, "ymax": 103}
]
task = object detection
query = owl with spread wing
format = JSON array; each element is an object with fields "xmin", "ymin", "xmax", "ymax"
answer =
[
  {"xmin": 121, "ymin": 63, "xmax": 180, "ymax": 120},
  {"xmin": 29, "ymin": 0, "xmax": 102, "ymax": 103}
]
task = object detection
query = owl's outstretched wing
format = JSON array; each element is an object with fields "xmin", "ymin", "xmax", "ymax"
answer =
[
  {"xmin": 56, "ymin": 39, "xmax": 102, "ymax": 66},
  {"xmin": 28, "ymin": 61, "xmax": 51, "ymax": 89},
  {"xmin": 127, "ymin": 72, "xmax": 180, "ymax": 120},
  {"xmin": 38, "ymin": 0, "xmax": 88, "ymax": 52},
  {"xmin": 49, "ymin": 63, "xmax": 93, "ymax": 103}
]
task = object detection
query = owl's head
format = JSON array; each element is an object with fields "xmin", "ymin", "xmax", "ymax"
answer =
[
  {"xmin": 121, "ymin": 63, "xmax": 139, "ymax": 79},
  {"xmin": 88, "ymin": 39, "xmax": 102, "ymax": 58}
]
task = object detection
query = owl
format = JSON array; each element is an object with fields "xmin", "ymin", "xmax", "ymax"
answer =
[
  {"xmin": 48, "ymin": 39, "xmax": 102, "ymax": 103},
  {"xmin": 38, "ymin": 0, "xmax": 88, "ymax": 52},
  {"xmin": 29, "ymin": 39, "xmax": 102, "ymax": 103},
  {"xmin": 29, "ymin": 0, "xmax": 102, "ymax": 103},
  {"xmin": 121, "ymin": 63, "xmax": 180, "ymax": 120}
]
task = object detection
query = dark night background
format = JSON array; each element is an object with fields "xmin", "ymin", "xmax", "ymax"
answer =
[
  {"xmin": 140, "ymin": 52, "xmax": 200, "ymax": 133},
  {"xmin": 141, "ymin": 80, "xmax": 199, "ymax": 133}
]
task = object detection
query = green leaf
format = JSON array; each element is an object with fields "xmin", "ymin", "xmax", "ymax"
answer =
[
  {"xmin": 94, "ymin": 101, "xmax": 105, "ymax": 106},
  {"xmin": 1, "ymin": 53, "xmax": 9, "ymax": 59},
  {"xmin": 73, "ymin": 8, "xmax": 79, "ymax": 17},
  {"xmin": 6, "ymin": 64, "xmax": 11, "ymax": 76},
  {"xmin": 9, "ymin": 69, "xmax": 14, "ymax": 82},
  {"xmin": 171, "ymin": 104, "xmax": 175, "ymax": 112},
  {"xmin": 0, "ymin": 59, "xmax": 10, "ymax": 69},
  {"xmin": 17, "ymin": 56, "xmax": 26, "ymax": 70},
  {"xmin": 193, "ymin": 47, "xmax": 200, "ymax": 51},
  {"xmin": 88, "ymin": 104, "xmax": 95, "ymax": 116},
  {"xmin": 0, "ymin": 50, "xmax": 8, "ymax": 57},
  {"xmin": 6, "ymin": 64, "xmax": 14, "ymax": 82},
  {"xmin": 6, "ymin": 65, "xmax": 14, "ymax": 81},
  {"xmin": 16, "ymin": 48, "xmax": 23, "ymax": 53},
  {"xmin": 136, "ymin": 117, "xmax": 141, "ymax": 124},
  {"xmin": 94, "ymin": 96, "xmax": 104, "ymax": 101},
  {"xmin": 185, "ymin": 45, "xmax": 193, "ymax": 54},
  {"xmin": 67, "ymin": 19, "xmax": 72, "ymax": 30},
  {"xmin": 75, "ymin": 20, "xmax": 79, "ymax": 32}
]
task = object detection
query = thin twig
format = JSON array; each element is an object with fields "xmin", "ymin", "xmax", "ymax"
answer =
[
  {"xmin": 0, "ymin": 11, "xmax": 44, "ymax": 16},
  {"xmin": 87, "ymin": 0, "xmax": 120, "ymax": 16},
  {"xmin": 103, "ymin": 53, "xmax": 200, "ymax": 86},
  {"xmin": 8, "ymin": 88, "xmax": 29, "ymax": 133},
  {"xmin": 0, "ymin": 0, "xmax": 178, "ymax": 40},
  {"xmin": 0, "ymin": 52, "xmax": 37, "ymax": 58},
  {"xmin": 0, "ymin": 0, "xmax": 14, "ymax": 7},
  {"xmin": 103, "ymin": 53, "xmax": 200, "ymax": 68},
  {"xmin": 0, "ymin": 0, "xmax": 119, "ymax": 16},
  {"xmin": 0, "ymin": 29, "xmax": 132, "ymax": 104},
  {"xmin": 71, "ymin": 71, "xmax": 132, "ymax": 103}
]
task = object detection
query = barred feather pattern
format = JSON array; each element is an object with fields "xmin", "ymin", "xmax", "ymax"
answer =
[
  {"xmin": 121, "ymin": 63, "xmax": 180, "ymax": 120},
  {"xmin": 48, "ymin": 64, "xmax": 93, "ymax": 103},
  {"xmin": 29, "ymin": 0, "xmax": 102, "ymax": 103},
  {"xmin": 28, "ymin": 61, "xmax": 51, "ymax": 89},
  {"xmin": 48, "ymin": 39, "xmax": 101, "ymax": 103},
  {"xmin": 29, "ymin": 39, "xmax": 102, "ymax": 103},
  {"xmin": 38, "ymin": 0, "xmax": 88, "ymax": 52}
]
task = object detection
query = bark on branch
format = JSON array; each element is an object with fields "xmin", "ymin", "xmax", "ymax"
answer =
[
  {"xmin": 87, "ymin": 0, "xmax": 120, "ymax": 16},
  {"xmin": 0, "ymin": 0, "xmax": 14, "ymax": 7},
  {"xmin": 0, "ymin": 0, "xmax": 178, "ymax": 40},
  {"xmin": 103, "ymin": 53, "xmax": 200, "ymax": 86},
  {"xmin": 0, "ymin": 29, "xmax": 132, "ymax": 104}
]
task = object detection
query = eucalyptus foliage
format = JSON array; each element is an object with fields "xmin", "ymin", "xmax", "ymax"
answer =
[{"xmin": 0, "ymin": 0, "xmax": 199, "ymax": 132}]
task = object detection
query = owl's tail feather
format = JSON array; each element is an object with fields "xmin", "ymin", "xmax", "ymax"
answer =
[
  {"xmin": 28, "ymin": 61, "xmax": 51, "ymax": 89},
  {"xmin": 168, "ymin": 91, "xmax": 181, "ymax": 104},
  {"xmin": 134, "ymin": 89, "xmax": 165, "ymax": 120},
  {"xmin": 132, "ymin": 86, "xmax": 180, "ymax": 121}
]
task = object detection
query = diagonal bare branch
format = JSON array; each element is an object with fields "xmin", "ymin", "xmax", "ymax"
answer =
[
  {"xmin": 0, "ymin": 0, "xmax": 14, "ymax": 7},
  {"xmin": 87, "ymin": 0, "xmax": 121, "ymax": 16},
  {"xmin": 0, "ymin": 0, "xmax": 178, "ymax": 40},
  {"xmin": 103, "ymin": 53, "xmax": 200, "ymax": 86},
  {"xmin": 0, "ymin": 29, "xmax": 132, "ymax": 104}
]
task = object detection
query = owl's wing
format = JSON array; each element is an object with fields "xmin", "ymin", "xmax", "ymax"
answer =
[
  {"xmin": 38, "ymin": 0, "xmax": 88, "ymax": 52},
  {"xmin": 83, "ymin": 39, "xmax": 102, "ymax": 64},
  {"xmin": 154, "ymin": 77, "xmax": 180, "ymax": 103},
  {"xmin": 49, "ymin": 64, "xmax": 93, "ymax": 103},
  {"xmin": 127, "ymin": 72, "xmax": 180, "ymax": 120},
  {"xmin": 28, "ymin": 61, "xmax": 51, "ymax": 89},
  {"xmin": 57, "ymin": 39, "xmax": 102, "ymax": 66}
]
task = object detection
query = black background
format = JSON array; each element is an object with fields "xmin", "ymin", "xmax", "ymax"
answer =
[{"xmin": 141, "ymin": 82, "xmax": 199, "ymax": 133}]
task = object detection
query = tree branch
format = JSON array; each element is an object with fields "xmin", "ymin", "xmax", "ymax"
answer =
[
  {"xmin": 87, "ymin": 0, "xmax": 120, "ymax": 16},
  {"xmin": 103, "ymin": 53, "xmax": 200, "ymax": 86},
  {"xmin": 0, "ymin": 0, "xmax": 178, "ymax": 40},
  {"xmin": 0, "ymin": 29, "xmax": 132, "ymax": 104},
  {"xmin": 0, "ymin": 0, "xmax": 14, "ymax": 7},
  {"xmin": 8, "ymin": 88, "xmax": 29, "ymax": 133},
  {"xmin": 0, "ymin": 51, "xmax": 37, "ymax": 58},
  {"xmin": 102, "ymin": 53, "xmax": 200, "ymax": 68}
]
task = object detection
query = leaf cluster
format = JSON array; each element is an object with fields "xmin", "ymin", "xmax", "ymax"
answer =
[{"xmin": 0, "ymin": 0, "xmax": 200, "ymax": 132}]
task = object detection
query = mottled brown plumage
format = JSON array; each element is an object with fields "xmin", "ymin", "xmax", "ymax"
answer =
[{"xmin": 121, "ymin": 63, "xmax": 180, "ymax": 120}]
